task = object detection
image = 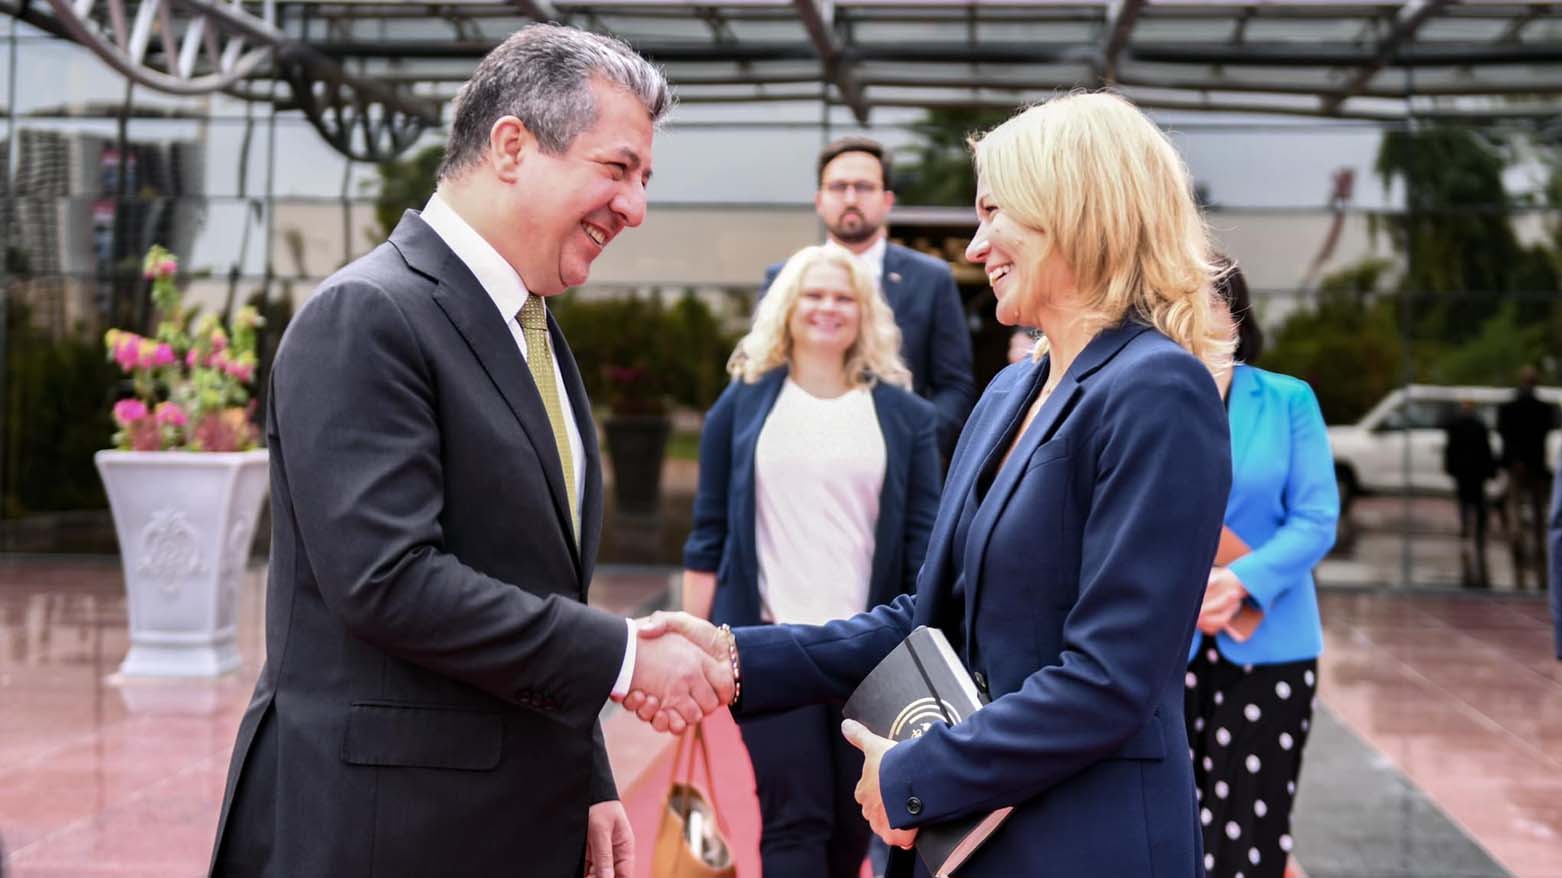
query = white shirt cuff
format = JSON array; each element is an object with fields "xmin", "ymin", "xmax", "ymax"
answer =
[{"xmin": 610, "ymin": 618, "xmax": 636, "ymax": 700}]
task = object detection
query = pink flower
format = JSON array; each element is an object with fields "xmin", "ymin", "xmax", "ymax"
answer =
[
  {"xmin": 210, "ymin": 330, "xmax": 228, "ymax": 353},
  {"xmin": 152, "ymin": 344, "xmax": 175, "ymax": 367},
  {"xmin": 114, "ymin": 338, "xmax": 141, "ymax": 372},
  {"xmin": 158, "ymin": 258, "xmax": 177, "ymax": 278},
  {"xmin": 186, "ymin": 349, "xmax": 202, "ymax": 368},
  {"xmin": 112, "ymin": 398, "xmax": 148, "ymax": 426},
  {"xmin": 154, "ymin": 401, "xmax": 187, "ymax": 428},
  {"xmin": 227, "ymin": 362, "xmax": 255, "ymax": 383},
  {"xmin": 136, "ymin": 340, "xmax": 160, "ymax": 369}
]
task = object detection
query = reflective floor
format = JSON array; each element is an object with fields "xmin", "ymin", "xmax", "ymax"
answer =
[{"xmin": 0, "ymin": 559, "xmax": 1557, "ymax": 877}]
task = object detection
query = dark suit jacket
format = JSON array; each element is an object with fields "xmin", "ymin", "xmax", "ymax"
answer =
[
  {"xmin": 764, "ymin": 243, "xmax": 974, "ymax": 456},
  {"xmin": 1497, "ymin": 390, "xmax": 1559, "ymax": 471},
  {"xmin": 682, "ymin": 368, "xmax": 943, "ymax": 626},
  {"xmin": 732, "ymin": 322, "xmax": 1231, "ymax": 877},
  {"xmin": 210, "ymin": 213, "xmax": 628, "ymax": 877}
]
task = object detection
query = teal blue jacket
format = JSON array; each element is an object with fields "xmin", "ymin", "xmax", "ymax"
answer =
[{"xmin": 1189, "ymin": 364, "xmax": 1339, "ymax": 666}]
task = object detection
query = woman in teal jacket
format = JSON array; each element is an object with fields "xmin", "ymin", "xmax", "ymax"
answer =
[{"xmin": 1186, "ymin": 262, "xmax": 1339, "ymax": 878}]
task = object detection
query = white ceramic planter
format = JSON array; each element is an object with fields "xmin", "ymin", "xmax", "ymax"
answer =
[{"xmin": 94, "ymin": 449, "xmax": 270, "ymax": 677}]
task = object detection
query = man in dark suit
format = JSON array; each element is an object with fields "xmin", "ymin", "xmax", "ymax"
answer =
[
  {"xmin": 1443, "ymin": 399, "xmax": 1496, "ymax": 587},
  {"xmin": 762, "ymin": 138, "xmax": 975, "ymax": 456},
  {"xmin": 1497, "ymin": 366, "xmax": 1560, "ymax": 588},
  {"xmin": 1550, "ymin": 471, "xmax": 1561, "ymax": 658},
  {"xmin": 210, "ymin": 25, "xmax": 730, "ymax": 878}
]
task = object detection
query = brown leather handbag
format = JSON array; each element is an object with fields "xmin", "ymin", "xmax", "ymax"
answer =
[{"xmin": 651, "ymin": 722, "xmax": 737, "ymax": 878}]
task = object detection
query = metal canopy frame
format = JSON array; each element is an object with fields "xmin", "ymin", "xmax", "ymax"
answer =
[{"xmin": 7, "ymin": 0, "xmax": 1562, "ymax": 159}]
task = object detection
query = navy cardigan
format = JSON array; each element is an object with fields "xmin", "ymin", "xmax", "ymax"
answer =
[{"xmin": 682, "ymin": 368, "xmax": 943, "ymax": 627}]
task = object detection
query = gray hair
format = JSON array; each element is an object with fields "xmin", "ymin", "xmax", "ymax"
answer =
[{"xmin": 438, "ymin": 23, "xmax": 672, "ymax": 179}]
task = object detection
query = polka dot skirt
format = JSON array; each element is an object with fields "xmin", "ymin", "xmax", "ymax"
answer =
[{"xmin": 1185, "ymin": 636, "xmax": 1316, "ymax": 878}]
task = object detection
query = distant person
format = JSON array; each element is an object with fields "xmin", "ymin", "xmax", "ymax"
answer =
[
  {"xmin": 683, "ymin": 245, "xmax": 942, "ymax": 878},
  {"xmin": 762, "ymin": 136, "xmax": 974, "ymax": 458},
  {"xmin": 1497, "ymin": 366, "xmax": 1560, "ymax": 588},
  {"xmin": 1007, "ymin": 326, "xmax": 1036, "ymax": 365},
  {"xmin": 1186, "ymin": 261, "xmax": 1338, "ymax": 878},
  {"xmin": 1549, "ymin": 471, "xmax": 1561, "ymax": 658},
  {"xmin": 1444, "ymin": 398, "xmax": 1496, "ymax": 587}
]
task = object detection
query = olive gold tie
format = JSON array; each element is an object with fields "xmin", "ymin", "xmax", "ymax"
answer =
[{"xmin": 517, "ymin": 294, "xmax": 579, "ymax": 542}]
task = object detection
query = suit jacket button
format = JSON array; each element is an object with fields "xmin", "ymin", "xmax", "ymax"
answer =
[{"xmin": 906, "ymin": 796, "xmax": 923, "ymax": 816}]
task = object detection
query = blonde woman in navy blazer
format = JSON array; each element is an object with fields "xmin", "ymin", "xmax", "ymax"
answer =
[
  {"xmin": 633, "ymin": 93, "xmax": 1234, "ymax": 877},
  {"xmin": 1186, "ymin": 263, "xmax": 1339, "ymax": 878},
  {"xmin": 682, "ymin": 245, "xmax": 942, "ymax": 878}
]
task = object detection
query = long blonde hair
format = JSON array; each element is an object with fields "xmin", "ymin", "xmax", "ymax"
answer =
[
  {"xmin": 970, "ymin": 91, "xmax": 1232, "ymax": 373},
  {"xmin": 728, "ymin": 246, "xmax": 912, "ymax": 389}
]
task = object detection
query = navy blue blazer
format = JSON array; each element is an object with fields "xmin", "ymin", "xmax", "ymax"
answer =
[
  {"xmin": 683, "ymin": 368, "xmax": 943, "ymax": 627},
  {"xmin": 764, "ymin": 243, "xmax": 975, "ymax": 457},
  {"xmin": 733, "ymin": 323, "xmax": 1231, "ymax": 877}
]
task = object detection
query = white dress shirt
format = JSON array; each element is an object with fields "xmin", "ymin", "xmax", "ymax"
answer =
[
  {"xmin": 420, "ymin": 194, "xmax": 636, "ymax": 701},
  {"xmin": 826, "ymin": 234, "xmax": 887, "ymax": 285}
]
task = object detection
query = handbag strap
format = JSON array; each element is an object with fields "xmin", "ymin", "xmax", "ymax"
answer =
[{"xmin": 667, "ymin": 722, "xmax": 733, "ymax": 838}]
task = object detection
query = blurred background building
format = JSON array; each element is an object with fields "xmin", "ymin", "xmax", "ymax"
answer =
[{"xmin": 2, "ymin": 0, "xmax": 1561, "ymax": 588}]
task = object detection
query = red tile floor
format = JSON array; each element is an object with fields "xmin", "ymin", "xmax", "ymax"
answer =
[{"xmin": 1, "ymin": 558, "xmax": 1559, "ymax": 876}]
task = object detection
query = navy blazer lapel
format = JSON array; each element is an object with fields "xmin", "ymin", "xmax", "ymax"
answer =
[
  {"xmin": 879, "ymin": 244, "xmax": 908, "ymax": 308},
  {"xmin": 958, "ymin": 321, "xmax": 1153, "ymax": 634},
  {"xmin": 1226, "ymin": 365, "xmax": 1264, "ymax": 503},
  {"xmin": 732, "ymin": 369, "xmax": 788, "ymax": 583},
  {"xmin": 397, "ymin": 215, "xmax": 581, "ymax": 572}
]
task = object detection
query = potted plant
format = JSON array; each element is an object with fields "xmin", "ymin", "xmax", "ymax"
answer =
[
  {"xmin": 94, "ymin": 245, "xmax": 268, "ymax": 678},
  {"xmin": 601, "ymin": 362, "xmax": 671, "ymax": 518}
]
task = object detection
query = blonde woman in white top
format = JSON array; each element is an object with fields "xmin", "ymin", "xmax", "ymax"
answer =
[{"xmin": 681, "ymin": 245, "xmax": 944, "ymax": 878}]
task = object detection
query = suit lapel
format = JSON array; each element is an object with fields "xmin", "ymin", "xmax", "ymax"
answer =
[
  {"xmin": 1226, "ymin": 365, "xmax": 1264, "ymax": 501},
  {"xmin": 401, "ymin": 216, "xmax": 581, "ymax": 575},
  {"xmin": 958, "ymin": 322, "xmax": 1153, "ymax": 633},
  {"xmin": 879, "ymin": 244, "xmax": 907, "ymax": 311}
]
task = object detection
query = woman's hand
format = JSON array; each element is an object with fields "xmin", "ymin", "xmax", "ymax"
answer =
[
  {"xmin": 841, "ymin": 720, "xmax": 920, "ymax": 850},
  {"xmin": 1197, "ymin": 566, "xmax": 1248, "ymax": 634}
]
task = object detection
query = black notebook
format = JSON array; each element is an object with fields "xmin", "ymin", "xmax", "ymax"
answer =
[{"xmin": 842, "ymin": 626, "xmax": 1013, "ymax": 877}]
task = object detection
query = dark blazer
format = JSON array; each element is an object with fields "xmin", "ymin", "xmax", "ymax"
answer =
[
  {"xmin": 1549, "ymin": 471, "xmax": 1562, "ymax": 658},
  {"xmin": 682, "ymin": 368, "xmax": 943, "ymax": 626},
  {"xmin": 764, "ymin": 243, "xmax": 975, "ymax": 456},
  {"xmin": 732, "ymin": 322, "xmax": 1231, "ymax": 877},
  {"xmin": 210, "ymin": 213, "xmax": 628, "ymax": 877}
]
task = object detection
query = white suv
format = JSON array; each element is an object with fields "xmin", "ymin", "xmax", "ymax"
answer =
[{"xmin": 1327, "ymin": 384, "xmax": 1562, "ymax": 504}]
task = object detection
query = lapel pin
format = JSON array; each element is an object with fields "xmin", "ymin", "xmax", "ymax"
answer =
[{"xmin": 888, "ymin": 272, "xmax": 902, "ymax": 284}]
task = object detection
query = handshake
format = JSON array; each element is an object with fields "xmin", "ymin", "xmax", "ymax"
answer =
[{"xmin": 616, "ymin": 612, "xmax": 736, "ymax": 734}]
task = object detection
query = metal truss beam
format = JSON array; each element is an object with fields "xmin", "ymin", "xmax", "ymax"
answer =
[
  {"xmin": 792, "ymin": 0, "xmax": 869, "ymax": 125},
  {"xmin": 1321, "ymin": 0, "xmax": 1453, "ymax": 114},
  {"xmin": 26, "ymin": 0, "xmax": 440, "ymax": 161},
  {"xmin": 512, "ymin": 0, "xmax": 561, "ymax": 23},
  {"xmin": 1099, "ymin": 0, "xmax": 1146, "ymax": 83}
]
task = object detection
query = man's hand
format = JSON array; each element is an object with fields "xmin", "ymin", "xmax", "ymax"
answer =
[
  {"xmin": 584, "ymin": 800, "xmax": 632, "ymax": 878},
  {"xmin": 622, "ymin": 612, "xmax": 732, "ymax": 726},
  {"xmin": 622, "ymin": 619, "xmax": 731, "ymax": 734},
  {"xmin": 840, "ymin": 719, "xmax": 919, "ymax": 850},
  {"xmin": 1198, "ymin": 566, "xmax": 1247, "ymax": 634}
]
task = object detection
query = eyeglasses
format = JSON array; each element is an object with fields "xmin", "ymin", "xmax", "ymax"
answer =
[{"xmin": 822, "ymin": 181, "xmax": 883, "ymax": 197}]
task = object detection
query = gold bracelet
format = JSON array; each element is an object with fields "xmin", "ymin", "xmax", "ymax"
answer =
[{"xmin": 719, "ymin": 623, "xmax": 741, "ymax": 706}]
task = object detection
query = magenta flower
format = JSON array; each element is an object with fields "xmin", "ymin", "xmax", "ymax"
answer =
[
  {"xmin": 152, "ymin": 344, "xmax": 175, "ymax": 367},
  {"xmin": 158, "ymin": 258, "xmax": 177, "ymax": 278},
  {"xmin": 186, "ymin": 349, "xmax": 201, "ymax": 368},
  {"xmin": 154, "ymin": 401, "xmax": 187, "ymax": 428},
  {"xmin": 112, "ymin": 398, "xmax": 148, "ymax": 426},
  {"xmin": 114, "ymin": 338, "xmax": 141, "ymax": 372}
]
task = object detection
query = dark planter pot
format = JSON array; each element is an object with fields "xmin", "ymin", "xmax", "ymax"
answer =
[{"xmin": 603, "ymin": 414, "xmax": 671, "ymax": 518}]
